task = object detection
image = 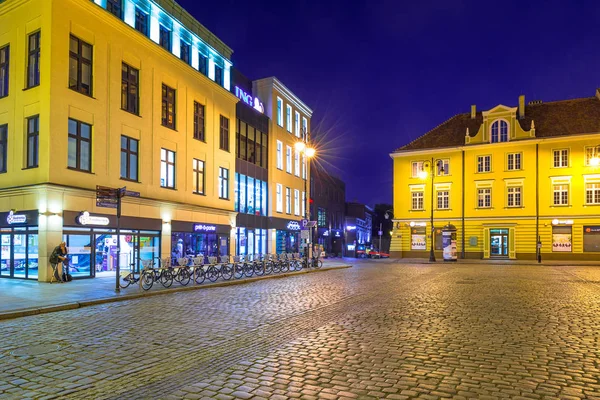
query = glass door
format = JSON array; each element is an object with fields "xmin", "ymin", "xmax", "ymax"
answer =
[
  {"xmin": 65, "ymin": 234, "xmax": 93, "ymax": 278},
  {"xmin": 0, "ymin": 233, "xmax": 11, "ymax": 277},
  {"xmin": 490, "ymin": 229, "xmax": 509, "ymax": 257},
  {"xmin": 12, "ymin": 232, "xmax": 27, "ymax": 279}
]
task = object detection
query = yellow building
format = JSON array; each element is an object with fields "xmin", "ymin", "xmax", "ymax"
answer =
[
  {"xmin": 0, "ymin": 0, "xmax": 238, "ymax": 281},
  {"xmin": 390, "ymin": 90, "xmax": 600, "ymax": 260}
]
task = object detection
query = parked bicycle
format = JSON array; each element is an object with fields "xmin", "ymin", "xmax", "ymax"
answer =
[{"xmin": 119, "ymin": 261, "xmax": 154, "ymax": 290}]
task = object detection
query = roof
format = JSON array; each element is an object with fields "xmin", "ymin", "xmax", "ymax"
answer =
[{"xmin": 395, "ymin": 96, "xmax": 600, "ymax": 152}]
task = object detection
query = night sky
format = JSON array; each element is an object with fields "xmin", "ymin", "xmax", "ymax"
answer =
[{"xmin": 177, "ymin": 0, "xmax": 600, "ymax": 206}]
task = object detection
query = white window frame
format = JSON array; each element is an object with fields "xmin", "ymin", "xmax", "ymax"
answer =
[
  {"xmin": 294, "ymin": 150, "xmax": 300, "ymax": 176},
  {"xmin": 411, "ymin": 191, "xmax": 424, "ymax": 210},
  {"xmin": 490, "ymin": 119, "xmax": 509, "ymax": 143},
  {"xmin": 477, "ymin": 155, "xmax": 491, "ymax": 173},
  {"xmin": 302, "ymin": 155, "xmax": 306, "ymax": 179},
  {"xmin": 585, "ymin": 147, "xmax": 599, "ymax": 166},
  {"xmin": 294, "ymin": 111, "xmax": 300, "ymax": 137},
  {"xmin": 276, "ymin": 184, "xmax": 282, "ymax": 213},
  {"xmin": 286, "ymin": 145, "xmax": 292, "ymax": 173},
  {"xmin": 411, "ymin": 161, "xmax": 424, "ymax": 178},
  {"xmin": 477, "ymin": 188, "xmax": 492, "ymax": 208},
  {"xmin": 586, "ymin": 183, "xmax": 600, "ymax": 205},
  {"xmin": 160, "ymin": 148, "xmax": 176, "ymax": 188},
  {"xmin": 553, "ymin": 149, "xmax": 569, "ymax": 168},
  {"xmin": 286, "ymin": 104, "xmax": 292, "ymax": 132},
  {"xmin": 276, "ymin": 97, "xmax": 283, "ymax": 127},
  {"xmin": 302, "ymin": 191, "xmax": 305, "ymax": 217},
  {"xmin": 553, "ymin": 184, "xmax": 569, "ymax": 206},
  {"xmin": 507, "ymin": 186, "xmax": 522, "ymax": 207},
  {"xmin": 437, "ymin": 190, "xmax": 449, "ymax": 209},
  {"xmin": 302, "ymin": 117, "xmax": 308, "ymax": 140},
  {"xmin": 285, "ymin": 187, "xmax": 291, "ymax": 214},
  {"xmin": 276, "ymin": 140, "xmax": 283, "ymax": 170},
  {"xmin": 507, "ymin": 153, "xmax": 521, "ymax": 171},
  {"xmin": 436, "ymin": 159, "xmax": 449, "ymax": 176},
  {"xmin": 294, "ymin": 189, "xmax": 300, "ymax": 216}
]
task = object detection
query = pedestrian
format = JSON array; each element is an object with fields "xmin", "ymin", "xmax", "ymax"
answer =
[{"xmin": 50, "ymin": 241, "xmax": 68, "ymax": 283}]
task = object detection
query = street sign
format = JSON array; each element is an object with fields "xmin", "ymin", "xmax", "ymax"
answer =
[
  {"xmin": 301, "ymin": 230, "xmax": 310, "ymax": 239},
  {"xmin": 307, "ymin": 221, "xmax": 317, "ymax": 228},
  {"xmin": 125, "ymin": 190, "xmax": 140, "ymax": 197},
  {"xmin": 96, "ymin": 185, "xmax": 119, "ymax": 209}
]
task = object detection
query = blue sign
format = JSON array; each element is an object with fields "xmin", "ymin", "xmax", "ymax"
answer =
[{"xmin": 235, "ymin": 86, "xmax": 264, "ymax": 114}]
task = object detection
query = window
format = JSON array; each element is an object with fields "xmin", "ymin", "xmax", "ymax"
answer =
[
  {"xmin": 318, "ymin": 207, "xmax": 327, "ymax": 227},
  {"xmin": 437, "ymin": 191, "xmax": 449, "ymax": 209},
  {"xmin": 294, "ymin": 189, "xmax": 300, "ymax": 216},
  {"xmin": 286, "ymin": 145, "xmax": 292, "ymax": 173},
  {"xmin": 0, "ymin": 45, "xmax": 8, "ymax": 98},
  {"xmin": 159, "ymin": 25, "xmax": 171, "ymax": 51},
  {"xmin": 302, "ymin": 117, "xmax": 308, "ymax": 139},
  {"xmin": 276, "ymin": 97, "xmax": 283, "ymax": 126},
  {"xmin": 276, "ymin": 141, "xmax": 283, "ymax": 170},
  {"xmin": 192, "ymin": 159, "xmax": 205, "ymax": 195},
  {"xmin": 285, "ymin": 187, "xmax": 291, "ymax": 214},
  {"xmin": 585, "ymin": 147, "xmax": 600, "ymax": 166},
  {"xmin": 120, "ymin": 136, "xmax": 138, "ymax": 181},
  {"xmin": 160, "ymin": 148, "xmax": 175, "ymax": 188},
  {"xmin": 69, "ymin": 35, "xmax": 93, "ymax": 96},
  {"xmin": 235, "ymin": 174, "xmax": 267, "ymax": 216},
  {"xmin": 553, "ymin": 184, "xmax": 569, "ymax": 206},
  {"xmin": 106, "ymin": 0, "xmax": 122, "ymax": 18},
  {"xmin": 161, "ymin": 84, "xmax": 176, "ymax": 129},
  {"xmin": 286, "ymin": 105, "xmax": 292, "ymax": 132},
  {"xmin": 198, "ymin": 53, "xmax": 207, "ymax": 75},
  {"xmin": 411, "ymin": 161, "xmax": 424, "ymax": 178},
  {"xmin": 0, "ymin": 124, "xmax": 7, "ymax": 173},
  {"xmin": 26, "ymin": 115, "xmax": 39, "ymax": 168},
  {"xmin": 294, "ymin": 150, "xmax": 300, "ymax": 176},
  {"xmin": 507, "ymin": 153, "xmax": 521, "ymax": 171},
  {"xmin": 437, "ymin": 159, "xmax": 449, "ymax": 176},
  {"xmin": 193, "ymin": 102, "xmax": 205, "ymax": 141},
  {"xmin": 586, "ymin": 183, "xmax": 600, "ymax": 205},
  {"xmin": 134, "ymin": 7, "xmax": 149, "ymax": 36},
  {"xmin": 121, "ymin": 63, "xmax": 139, "ymax": 115},
  {"xmin": 180, "ymin": 40, "xmax": 190, "ymax": 64},
  {"xmin": 68, "ymin": 119, "xmax": 92, "ymax": 172},
  {"xmin": 219, "ymin": 167, "xmax": 229, "ymax": 199},
  {"xmin": 214, "ymin": 65, "xmax": 223, "ymax": 86},
  {"xmin": 477, "ymin": 155, "xmax": 491, "ymax": 173},
  {"xmin": 276, "ymin": 184, "xmax": 283, "ymax": 213},
  {"xmin": 553, "ymin": 149, "xmax": 568, "ymax": 168},
  {"xmin": 27, "ymin": 32, "xmax": 41, "ymax": 88},
  {"xmin": 412, "ymin": 191, "xmax": 424, "ymax": 210},
  {"xmin": 302, "ymin": 191, "xmax": 305, "ymax": 217},
  {"xmin": 477, "ymin": 188, "xmax": 491, "ymax": 208},
  {"xmin": 219, "ymin": 115, "xmax": 229, "ymax": 151},
  {"xmin": 491, "ymin": 120, "xmax": 508, "ymax": 143},
  {"xmin": 294, "ymin": 111, "xmax": 300, "ymax": 137},
  {"xmin": 507, "ymin": 187, "xmax": 522, "ymax": 207},
  {"xmin": 302, "ymin": 155, "xmax": 306, "ymax": 180}
]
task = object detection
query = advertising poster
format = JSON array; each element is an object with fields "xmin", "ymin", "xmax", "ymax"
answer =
[
  {"xmin": 411, "ymin": 234, "xmax": 427, "ymax": 250},
  {"xmin": 552, "ymin": 233, "xmax": 572, "ymax": 252}
]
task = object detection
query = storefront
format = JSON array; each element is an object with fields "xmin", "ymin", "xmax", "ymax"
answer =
[
  {"xmin": 171, "ymin": 221, "xmax": 230, "ymax": 260},
  {"xmin": 63, "ymin": 211, "xmax": 162, "ymax": 279},
  {"xmin": 319, "ymin": 228, "xmax": 343, "ymax": 255},
  {"xmin": 269, "ymin": 218, "xmax": 301, "ymax": 254},
  {"xmin": 235, "ymin": 227, "xmax": 267, "ymax": 256},
  {"xmin": 0, "ymin": 210, "xmax": 39, "ymax": 280}
]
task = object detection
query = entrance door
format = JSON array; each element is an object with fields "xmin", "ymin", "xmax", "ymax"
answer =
[
  {"xmin": 490, "ymin": 229, "xmax": 509, "ymax": 257},
  {"xmin": 0, "ymin": 233, "xmax": 11, "ymax": 277}
]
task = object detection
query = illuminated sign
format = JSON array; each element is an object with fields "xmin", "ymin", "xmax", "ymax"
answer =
[
  {"xmin": 347, "ymin": 244, "xmax": 356, "ymax": 251},
  {"xmin": 77, "ymin": 211, "xmax": 110, "ymax": 226},
  {"xmin": 552, "ymin": 219, "xmax": 573, "ymax": 226},
  {"xmin": 335, "ymin": 231, "xmax": 341, "ymax": 238},
  {"xmin": 194, "ymin": 224, "xmax": 217, "ymax": 232},
  {"xmin": 323, "ymin": 231, "xmax": 329, "ymax": 236},
  {"xmin": 346, "ymin": 225, "xmax": 356, "ymax": 231},
  {"xmin": 235, "ymin": 86, "xmax": 264, "ymax": 113},
  {"xmin": 6, "ymin": 210, "xmax": 27, "ymax": 225},
  {"xmin": 409, "ymin": 221, "xmax": 427, "ymax": 227},
  {"xmin": 287, "ymin": 221, "xmax": 301, "ymax": 231}
]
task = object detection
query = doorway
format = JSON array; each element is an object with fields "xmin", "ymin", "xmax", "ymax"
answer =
[{"xmin": 490, "ymin": 229, "xmax": 509, "ymax": 257}]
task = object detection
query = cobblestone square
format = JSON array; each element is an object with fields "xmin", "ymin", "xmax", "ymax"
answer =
[{"xmin": 2, "ymin": 260, "xmax": 600, "ymax": 399}]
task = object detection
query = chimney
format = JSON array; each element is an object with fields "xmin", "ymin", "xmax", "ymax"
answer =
[
  {"xmin": 518, "ymin": 95, "xmax": 525, "ymax": 119},
  {"xmin": 596, "ymin": 88, "xmax": 600, "ymax": 101},
  {"xmin": 471, "ymin": 105, "xmax": 476, "ymax": 119}
]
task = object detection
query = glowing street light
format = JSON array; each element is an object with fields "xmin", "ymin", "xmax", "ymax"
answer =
[
  {"xmin": 305, "ymin": 147, "xmax": 316, "ymax": 158},
  {"xmin": 296, "ymin": 132, "xmax": 317, "ymax": 264},
  {"xmin": 294, "ymin": 141, "xmax": 306, "ymax": 152},
  {"xmin": 591, "ymin": 156, "xmax": 600, "ymax": 166},
  {"xmin": 418, "ymin": 169, "xmax": 428, "ymax": 180}
]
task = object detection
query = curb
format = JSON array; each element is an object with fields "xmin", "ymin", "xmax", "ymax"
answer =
[
  {"xmin": 0, "ymin": 265, "xmax": 352, "ymax": 322},
  {"xmin": 389, "ymin": 259, "xmax": 600, "ymax": 267}
]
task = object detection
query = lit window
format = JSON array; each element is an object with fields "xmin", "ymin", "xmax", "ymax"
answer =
[
  {"xmin": 121, "ymin": 63, "xmax": 139, "ymax": 115},
  {"xmin": 491, "ymin": 120, "xmax": 508, "ymax": 143},
  {"xmin": 69, "ymin": 35, "xmax": 93, "ymax": 96},
  {"xmin": 286, "ymin": 145, "xmax": 292, "ymax": 173},
  {"xmin": 507, "ymin": 187, "xmax": 521, "ymax": 207},
  {"xmin": 160, "ymin": 148, "xmax": 175, "ymax": 188},
  {"xmin": 192, "ymin": 159, "xmax": 205, "ymax": 194},
  {"xmin": 276, "ymin": 140, "xmax": 283, "ymax": 170},
  {"xmin": 276, "ymin": 184, "xmax": 282, "ymax": 213},
  {"xmin": 193, "ymin": 102, "xmax": 205, "ymax": 141},
  {"xmin": 585, "ymin": 147, "xmax": 600, "ymax": 166},
  {"xmin": 286, "ymin": 187, "xmax": 291, "ymax": 214},
  {"xmin": 294, "ymin": 189, "xmax": 300, "ymax": 216},
  {"xmin": 120, "ymin": 136, "xmax": 138, "ymax": 181},
  {"xmin": 161, "ymin": 84, "xmax": 176, "ymax": 129},
  {"xmin": 586, "ymin": 183, "xmax": 600, "ymax": 205},
  {"xmin": 553, "ymin": 149, "xmax": 568, "ymax": 168},
  {"xmin": 477, "ymin": 155, "xmax": 491, "ymax": 173},
  {"xmin": 507, "ymin": 153, "xmax": 521, "ymax": 171},
  {"xmin": 437, "ymin": 191, "xmax": 449, "ymax": 209},
  {"xmin": 286, "ymin": 105, "xmax": 292, "ymax": 132},
  {"xmin": 302, "ymin": 117, "xmax": 308, "ymax": 140},
  {"xmin": 27, "ymin": 32, "xmax": 41, "ymax": 88},
  {"xmin": 219, "ymin": 167, "xmax": 229, "ymax": 199},
  {"xmin": 219, "ymin": 115, "xmax": 229, "ymax": 151},
  {"xmin": 318, "ymin": 207, "xmax": 327, "ymax": 227},
  {"xmin": 294, "ymin": 111, "xmax": 300, "ymax": 137},
  {"xmin": 553, "ymin": 184, "xmax": 568, "ymax": 205},
  {"xmin": 302, "ymin": 155, "xmax": 306, "ymax": 179},
  {"xmin": 26, "ymin": 115, "xmax": 39, "ymax": 168},
  {"xmin": 277, "ymin": 97, "xmax": 283, "ymax": 126},
  {"xmin": 477, "ymin": 188, "xmax": 491, "ymax": 208},
  {"xmin": 411, "ymin": 192, "xmax": 424, "ymax": 210},
  {"xmin": 411, "ymin": 161, "xmax": 424, "ymax": 178},
  {"xmin": 294, "ymin": 150, "xmax": 300, "ymax": 176}
]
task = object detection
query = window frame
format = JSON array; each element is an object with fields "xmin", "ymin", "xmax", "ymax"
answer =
[
  {"xmin": 285, "ymin": 187, "xmax": 291, "ymax": 214},
  {"xmin": 294, "ymin": 189, "xmax": 300, "ymax": 216},
  {"xmin": 214, "ymin": 65, "xmax": 223, "ymax": 86},
  {"xmin": 411, "ymin": 191, "xmax": 424, "ymax": 210},
  {"xmin": 294, "ymin": 149, "xmax": 300, "ymax": 176},
  {"xmin": 507, "ymin": 152, "xmax": 522, "ymax": 171},
  {"xmin": 192, "ymin": 158, "xmax": 205, "ymax": 195},
  {"xmin": 294, "ymin": 111, "xmax": 300, "ymax": 137},
  {"xmin": 69, "ymin": 35, "xmax": 93, "ymax": 96},
  {"xmin": 219, "ymin": 115, "xmax": 229, "ymax": 151},
  {"xmin": 477, "ymin": 155, "xmax": 491, "ymax": 173},
  {"xmin": 436, "ymin": 190, "xmax": 449, "ymax": 210},
  {"xmin": 553, "ymin": 149, "xmax": 569, "ymax": 168},
  {"xmin": 436, "ymin": 159, "xmax": 450, "ymax": 176},
  {"xmin": 0, "ymin": 45, "xmax": 9, "ymax": 98},
  {"xmin": 0, "ymin": 124, "xmax": 7, "ymax": 173},
  {"xmin": 553, "ymin": 184, "xmax": 569, "ymax": 206},
  {"xmin": 490, "ymin": 120, "xmax": 509, "ymax": 143},
  {"xmin": 276, "ymin": 97, "xmax": 283, "ymax": 126},
  {"xmin": 180, "ymin": 40, "xmax": 191, "ymax": 65},
  {"xmin": 26, "ymin": 115, "xmax": 39, "ymax": 168},
  {"xmin": 134, "ymin": 7, "xmax": 149, "ymax": 36},
  {"xmin": 68, "ymin": 118, "xmax": 92, "ymax": 172},
  {"xmin": 106, "ymin": 0, "xmax": 123, "ymax": 19},
  {"xmin": 286, "ymin": 145, "xmax": 292, "ymax": 173},
  {"xmin": 193, "ymin": 101, "xmax": 205, "ymax": 141},
  {"xmin": 160, "ymin": 148, "xmax": 176, "ymax": 189},
  {"xmin": 477, "ymin": 188, "xmax": 492, "ymax": 208},
  {"xmin": 286, "ymin": 104, "xmax": 292, "ymax": 132},
  {"xmin": 161, "ymin": 84, "xmax": 176, "ymax": 129},
  {"xmin": 27, "ymin": 31, "xmax": 41, "ymax": 88},
  {"xmin": 276, "ymin": 183, "xmax": 283, "ymax": 213},
  {"xmin": 586, "ymin": 183, "xmax": 600, "ymax": 205},
  {"xmin": 507, "ymin": 186, "xmax": 522, "ymax": 207},
  {"xmin": 276, "ymin": 141, "xmax": 283, "ymax": 170},
  {"xmin": 121, "ymin": 63, "xmax": 139, "ymax": 115},
  {"xmin": 159, "ymin": 25, "xmax": 171, "ymax": 52},
  {"xmin": 198, "ymin": 53, "xmax": 207, "ymax": 75},
  {"xmin": 219, "ymin": 167, "xmax": 229, "ymax": 199},
  {"xmin": 411, "ymin": 161, "xmax": 424, "ymax": 178},
  {"xmin": 120, "ymin": 135, "xmax": 139, "ymax": 182}
]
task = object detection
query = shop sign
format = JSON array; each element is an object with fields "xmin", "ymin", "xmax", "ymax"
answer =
[
  {"xmin": 411, "ymin": 234, "xmax": 427, "ymax": 250},
  {"xmin": 584, "ymin": 226, "xmax": 600, "ymax": 234},
  {"xmin": 193, "ymin": 224, "xmax": 217, "ymax": 232},
  {"xmin": 409, "ymin": 221, "xmax": 427, "ymax": 227},
  {"xmin": 77, "ymin": 211, "xmax": 110, "ymax": 226},
  {"xmin": 322, "ymin": 231, "xmax": 329, "ymax": 236},
  {"xmin": 584, "ymin": 226, "xmax": 600, "ymax": 252},
  {"xmin": 347, "ymin": 244, "xmax": 356, "ymax": 251},
  {"xmin": 552, "ymin": 233, "xmax": 572, "ymax": 252},
  {"xmin": 6, "ymin": 210, "xmax": 27, "ymax": 225},
  {"xmin": 287, "ymin": 221, "xmax": 301, "ymax": 231},
  {"xmin": 346, "ymin": 225, "xmax": 356, "ymax": 231},
  {"xmin": 552, "ymin": 219, "xmax": 573, "ymax": 225},
  {"xmin": 234, "ymin": 86, "xmax": 264, "ymax": 114},
  {"xmin": 334, "ymin": 231, "xmax": 341, "ymax": 238}
]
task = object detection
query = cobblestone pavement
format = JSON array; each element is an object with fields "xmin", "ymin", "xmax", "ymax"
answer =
[{"xmin": 3, "ymin": 261, "xmax": 600, "ymax": 399}]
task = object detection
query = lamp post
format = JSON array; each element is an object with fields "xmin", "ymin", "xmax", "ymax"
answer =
[
  {"xmin": 420, "ymin": 158, "xmax": 444, "ymax": 262},
  {"xmin": 295, "ymin": 135, "xmax": 316, "ymax": 265},
  {"xmin": 380, "ymin": 209, "xmax": 393, "ymax": 256}
]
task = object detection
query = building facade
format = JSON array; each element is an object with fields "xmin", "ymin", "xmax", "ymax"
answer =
[
  {"xmin": 310, "ymin": 164, "xmax": 345, "ymax": 255},
  {"xmin": 390, "ymin": 91, "xmax": 600, "ymax": 260},
  {"xmin": 344, "ymin": 202, "xmax": 373, "ymax": 257}
]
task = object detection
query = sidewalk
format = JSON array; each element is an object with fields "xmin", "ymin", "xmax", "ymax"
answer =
[
  {"xmin": 387, "ymin": 257, "xmax": 600, "ymax": 267},
  {"xmin": 0, "ymin": 260, "xmax": 351, "ymax": 321}
]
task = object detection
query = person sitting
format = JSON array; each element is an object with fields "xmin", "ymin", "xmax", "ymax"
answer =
[{"xmin": 50, "ymin": 242, "xmax": 68, "ymax": 283}]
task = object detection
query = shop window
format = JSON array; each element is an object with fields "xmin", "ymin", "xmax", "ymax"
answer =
[
  {"xmin": 434, "ymin": 228, "xmax": 443, "ymax": 250},
  {"xmin": 69, "ymin": 35, "xmax": 93, "ymax": 96},
  {"xmin": 318, "ymin": 208, "xmax": 327, "ymax": 227},
  {"xmin": 120, "ymin": 136, "xmax": 138, "ymax": 181},
  {"xmin": 159, "ymin": 25, "xmax": 171, "ymax": 51},
  {"xmin": 552, "ymin": 226, "xmax": 572, "ymax": 252},
  {"xmin": 27, "ymin": 31, "xmax": 40, "ymax": 88},
  {"xmin": 63, "ymin": 233, "xmax": 92, "ymax": 278},
  {"xmin": 411, "ymin": 227, "xmax": 426, "ymax": 250},
  {"xmin": 134, "ymin": 7, "xmax": 149, "ymax": 36},
  {"xmin": 68, "ymin": 118, "xmax": 92, "ymax": 172},
  {"xmin": 160, "ymin": 148, "xmax": 175, "ymax": 188},
  {"xmin": 0, "ymin": 45, "xmax": 8, "ymax": 98},
  {"xmin": 161, "ymin": 84, "xmax": 176, "ymax": 129},
  {"xmin": 584, "ymin": 226, "xmax": 600, "ymax": 252},
  {"xmin": 194, "ymin": 102, "xmax": 205, "ymax": 141},
  {"xmin": 26, "ymin": 115, "xmax": 39, "ymax": 168},
  {"xmin": 121, "ymin": 63, "xmax": 139, "ymax": 115}
]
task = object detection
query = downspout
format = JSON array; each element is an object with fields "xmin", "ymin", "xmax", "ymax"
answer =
[
  {"xmin": 462, "ymin": 150, "xmax": 465, "ymax": 259},
  {"xmin": 536, "ymin": 143, "xmax": 539, "ymax": 260}
]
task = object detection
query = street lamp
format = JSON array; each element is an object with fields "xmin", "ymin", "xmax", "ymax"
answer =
[
  {"xmin": 420, "ymin": 158, "xmax": 445, "ymax": 262},
  {"xmin": 296, "ymin": 132, "xmax": 316, "ymax": 265},
  {"xmin": 379, "ymin": 209, "xmax": 393, "ymax": 255},
  {"xmin": 590, "ymin": 145, "xmax": 600, "ymax": 166}
]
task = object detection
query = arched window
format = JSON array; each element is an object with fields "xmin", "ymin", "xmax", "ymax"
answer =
[{"xmin": 491, "ymin": 120, "xmax": 508, "ymax": 143}]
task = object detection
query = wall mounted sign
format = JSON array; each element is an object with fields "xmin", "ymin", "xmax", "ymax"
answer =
[
  {"xmin": 6, "ymin": 210, "xmax": 27, "ymax": 225},
  {"xmin": 409, "ymin": 221, "xmax": 427, "ymax": 227},
  {"xmin": 287, "ymin": 221, "xmax": 301, "ymax": 231},
  {"xmin": 346, "ymin": 225, "xmax": 357, "ymax": 231},
  {"xmin": 235, "ymin": 86, "xmax": 264, "ymax": 114},
  {"xmin": 77, "ymin": 211, "xmax": 110, "ymax": 226},
  {"xmin": 322, "ymin": 231, "xmax": 329, "ymax": 236},
  {"xmin": 552, "ymin": 219, "xmax": 574, "ymax": 225},
  {"xmin": 193, "ymin": 224, "xmax": 217, "ymax": 232}
]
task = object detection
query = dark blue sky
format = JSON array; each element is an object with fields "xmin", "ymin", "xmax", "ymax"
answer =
[{"xmin": 178, "ymin": 0, "xmax": 600, "ymax": 206}]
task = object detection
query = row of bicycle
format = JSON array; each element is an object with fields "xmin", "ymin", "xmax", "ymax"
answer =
[{"xmin": 119, "ymin": 253, "xmax": 323, "ymax": 290}]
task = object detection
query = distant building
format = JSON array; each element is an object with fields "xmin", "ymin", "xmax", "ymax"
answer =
[
  {"xmin": 310, "ymin": 164, "xmax": 346, "ymax": 255},
  {"xmin": 345, "ymin": 203, "xmax": 373, "ymax": 257}
]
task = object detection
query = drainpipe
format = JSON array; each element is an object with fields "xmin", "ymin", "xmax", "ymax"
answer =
[
  {"xmin": 462, "ymin": 150, "xmax": 465, "ymax": 259},
  {"xmin": 536, "ymin": 143, "xmax": 540, "ymax": 262}
]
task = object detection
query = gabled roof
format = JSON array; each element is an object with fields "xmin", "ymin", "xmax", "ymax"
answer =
[{"xmin": 394, "ymin": 96, "xmax": 600, "ymax": 152}]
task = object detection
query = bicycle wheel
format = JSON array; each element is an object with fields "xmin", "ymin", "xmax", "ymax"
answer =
[
  {"xmin": 264, "ymin": 261, "xmax": 273, "ymax": 275},
  {"xmin": 280, "ymin": 261, "xmax": 289, "ymax": 273},
  {"xmin": 194, "ymin": 267, "xmax": 206, "ymax": 284},
  {"xmin": 243, "ymin": 262, "xmax": 254, "ymax": 277},
  {"xmin": 173, "ymin": 268, "xmax": 183, "ymax": 283},
  {"xmin": 160, "ymin": 269, "xmax": 174, "ymax": 288},
  {"xmin": 234, "ymin": 264, "xmax": 244, "ymax": 279},
  {"xmin": 316, "ymin": 260, "xmax": 323, "ymax": 269},
  {"xmin": 119, "ymin": 274, "xmax": 132, "ymax": 289},
  {"xmin": 206, "ymin": 266, "xmax": 219, "ymax": 282},
  {"xmin": 178, "ymin": 268, "xmax": 191, "ymax": 286},
  {"xmin": 141, "ymin": 271, "xmax": 154, "ymax": 291},
  {"xmin": 254, "ymin": 262, "xmax": 265, "ymax": 276},
  {"xmin": 294, "ymin": 260, "xmax": 302, "ymax": 271},
  {"xmin": 221, "ymin": 264, "xmax": 233, "ymax": 280}
]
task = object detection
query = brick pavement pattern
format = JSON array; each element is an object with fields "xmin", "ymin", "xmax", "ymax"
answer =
[{"xmin": 2, "ymin": 261, "xmax": 600, "ymax": 399}]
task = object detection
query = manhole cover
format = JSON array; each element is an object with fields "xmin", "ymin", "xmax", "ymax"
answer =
[{"xmin": 10, "ymin": 344, "xmax": 60, "ymax": 357}]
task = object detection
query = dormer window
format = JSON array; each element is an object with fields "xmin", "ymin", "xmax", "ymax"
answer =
[{"xmin": 491, "ymin": 120, "xmax": 508, "ymax": 143}]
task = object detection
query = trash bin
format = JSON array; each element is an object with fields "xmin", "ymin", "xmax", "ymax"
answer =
[{"xmin": 442, "ymin": 223, "xmax": 457, "ymax": 262}]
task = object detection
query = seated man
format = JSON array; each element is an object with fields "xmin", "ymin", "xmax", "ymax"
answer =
[{"xmin": 50, "ymin": 241, "xmax": 68, "ymax": 283}]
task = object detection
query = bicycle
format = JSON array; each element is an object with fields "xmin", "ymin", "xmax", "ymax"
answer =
[
  {"xmin": 191, "ymin": 256, "xmax": 206, "ymax": 284},
  {"xmin": 119, "ymin": 261, "xmax": 153, "ymax": 290},
  {"xmin": 220, "ymin": 255, "xmax": 234, "ymax": 280},
  {"xmin": 174, "ymin": 257, "xmax": 192, "ymax": 286},
  {"xmin": 151, "ymin": 257, "xmax": 174, "ymax": 288},
  {"xmin": 205, "ymin": 256, "xmax": 220, "ymax": 282}
]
